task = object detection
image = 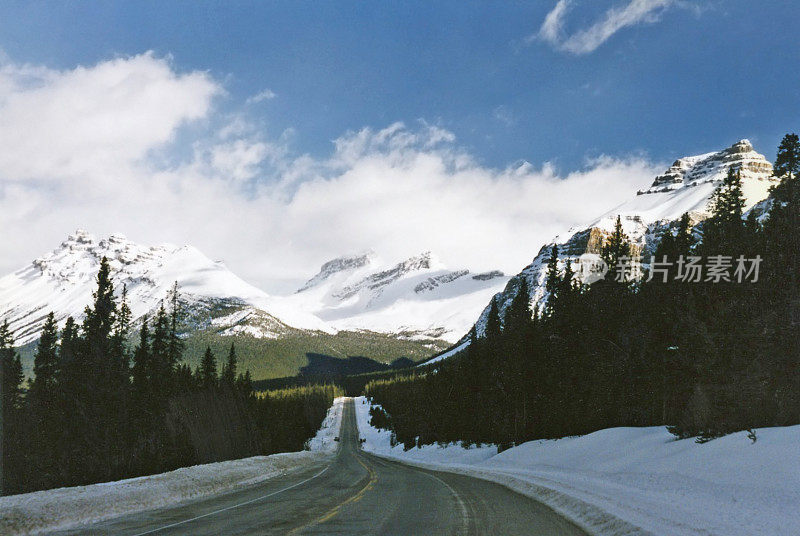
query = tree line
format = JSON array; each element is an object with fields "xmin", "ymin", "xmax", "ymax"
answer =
[
  {"xmin": 0, "ymin": 260, "xmax": 339, "ymax": 495},
  {"xmin": 365, "ymin": 134, "xmax": 800, "ymax": 450}
]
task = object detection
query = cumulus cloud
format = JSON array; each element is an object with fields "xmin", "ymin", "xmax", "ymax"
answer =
[
  {"xmin": 534, "ymin": 0, "xmax": 677, "ymax": 55},
  {"xmin": 246, "ymin": 88, "xmax": 277, "ymax": 104},
  {"xmin": 0, "ymin": 53, "xmax": 659, "ymax": 293}
]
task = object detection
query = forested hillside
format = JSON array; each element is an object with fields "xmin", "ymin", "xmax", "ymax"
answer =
[
  {"xmin": 0, "ymin": 261, "xmax": 340, "ymax": 495},
  {"xmin": 366, "ymin": 134, "xmax": 800, "ymax": 450}
]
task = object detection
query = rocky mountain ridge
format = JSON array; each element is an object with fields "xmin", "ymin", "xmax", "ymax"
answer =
[{"xmin": 470, "ymin": 140, "xmax": 779, "ymax": 338}]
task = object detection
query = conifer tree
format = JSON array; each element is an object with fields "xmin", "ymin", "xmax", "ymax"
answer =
[
  {"xmin": 560, "ymin": 258, "xmax": 577, "ymax": 299},
  {"xmin": 674, "ymin": 213, "xmax": 695, "ymax": 257},
  {"xmin": 167, "ymin": 282, "xmax": 184, "ymax": 367},
  {"xmin": 56, "ymin": 316, "xmax": 80, "ymax": 419},
  {"xmin": 1, "ymin": 320, "xmax": 24, "ymax": 494},
  {"xmin": 131, "ymin": 321, "xmax": 151, "ymax": 396},
  {"xmin": 221, "ymin": 343, "xmax": 238, "ymax": 388},
  {"xmin": 199, "ymin": 346, "xmax": 218, "ymax": 389},
  {"xmin": 29, "ymin": 313, "xmax": 59, "ymax": 405},
  {"xmin": 545, "ymin": 245, "xmax": 560, "ymax": 296},
  {"xmin": 27, "ymin": 313, "xmax": 61, "ymax": 488},
  {"xmin": 544, "ymin": 245, "xmax": 561, "ymax": 317},
  {"xmin": 150, "ymin": 304, "xmax": 173, "ymax": 396},
  {"xmin": 703, "ymin": 167, "xmax": 746, "ymax": 254},
  {"xmin": 83, "ymin": 257, "xmax": 117, "ymax": 346},
  {"xmin": 505, "ymin": 277, "xmax": 533, "ymax": 336},
  {"xmin": 485, "ymin": 297, "xmax": 502, "ymax": 344},
  {"xmin": 601, "ymin": 215, "xmax": 630, "ymax": 274},
  {"xmin": 774, "ymin": 133, "xmax": 800, "ymax": 182}
]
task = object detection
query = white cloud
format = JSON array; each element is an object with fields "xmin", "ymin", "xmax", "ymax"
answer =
[
  {"xmin": 246, "ymin": 88, "xmax": 277, "ymax": 104},
  {"xmin": 493, "ymin": 105, "xmax": 516, "ymax": 127},
  {"xmin": 534, "ymin": 0, "xmax": 677, "ymax": 55},
  {"xmin": 0, "ymin": 53, "xmax": 659, "ymax": 294}
]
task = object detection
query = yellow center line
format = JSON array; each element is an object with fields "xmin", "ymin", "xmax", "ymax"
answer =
[{"xmin": 286, "ymin": 452, "xmax": 378, "ymax": 535}]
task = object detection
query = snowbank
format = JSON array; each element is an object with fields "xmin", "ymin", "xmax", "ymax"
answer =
[
  {"xmin": 355, "ymin": 396, "xmax": 800, "ymax": 536},
  {"xmin": 0, "ymin": 397, "xmax": 345, "ymax": 536},
  {"xmin": 306, "ymin": 396, "xmax": 345, "ymax": 452}
]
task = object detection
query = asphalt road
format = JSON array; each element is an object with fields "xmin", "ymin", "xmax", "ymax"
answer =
[{"xmin": 54, "ymin": 399, "xmax": 588, "ymax": 535}]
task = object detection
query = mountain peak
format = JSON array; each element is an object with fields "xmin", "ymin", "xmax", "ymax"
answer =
[
  {"xmin": 400, "ymin": 251, "xmax": 440, "ymax": 272},
  {"xmin": 641, "ymin": 140, "xmax": 773, "ymax": 195},
  {"xmin": 64, "ymin": 228, "xmax": 95, "ymax": 245},
  {"xmin": 297, "ymin": 251, "xmax": 376, "ymax": 292}
]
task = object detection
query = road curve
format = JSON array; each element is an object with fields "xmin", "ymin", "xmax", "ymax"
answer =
[{"xmin": 53, "ymin": 399, "xmax": 587, "ymax": 535}]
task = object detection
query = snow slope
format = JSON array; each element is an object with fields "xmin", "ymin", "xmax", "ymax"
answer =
[
  {"xmin": 355, "ymin": 396, "xmax": 800, "ymax": 536},
  {"xmin": 472, "ymin": 140, "xmax": 779, "ymax": 337},
  {"xmin": 285, "ymin": 251, "xmax": 508, "ymax": 343},
  {"xmin": 0, "ymin": 397, "xmax": 346, "ymax": 536},
  {"xmin": 0, "ymin": 230, "xmax": 332, "ymax": 345}
]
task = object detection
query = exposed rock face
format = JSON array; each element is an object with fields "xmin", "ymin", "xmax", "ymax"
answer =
[
  {"xmin": 470, "ymin": 140, "xmax": 779, "ymax": 339},
  {"xmin": 415, "ymin": 270, "xmax": 470, "ymax": 293},
  {"xmin": 642, "ymin": 140, "xmax": 773, "ymax": 194},
  {"xmin": 334, "ymin": 252, "xmax": 438, "ymax": 301},
  {"xmin": 471, "ymin": 270, "xmax": 505, "ymax": 281},
  {"xmin": 297, "ymin": 252, "xmax": 374, "ymax": 293}
]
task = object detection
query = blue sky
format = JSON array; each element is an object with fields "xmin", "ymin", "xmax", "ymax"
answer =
[
  {"xmin": 2, "ymin": 1, "xmax": 797, "ymax": 169},
  {"xmin": 0, "ymin": 1, "xmax": 797, "ymax": 289}
]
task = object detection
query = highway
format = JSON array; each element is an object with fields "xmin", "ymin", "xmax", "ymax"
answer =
[{"xmin": 55, "ymin": 399, "xmax": 587, "ymax": 535}]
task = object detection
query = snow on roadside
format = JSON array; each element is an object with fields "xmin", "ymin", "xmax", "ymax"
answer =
[
  {"xmin": 307, "ymin": 396, "xmax": 346, "ymax": 452},
  {"xmin": 0, "ymin": 397, "xmax": 345, "ymax": 536},
  {"xmin": 355, "ymin": 396, "xmax": 800, "ymax": 536}
]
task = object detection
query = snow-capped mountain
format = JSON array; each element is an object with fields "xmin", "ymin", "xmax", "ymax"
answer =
[
  {"xmin": 285, "ymin": 251, "xmax": 508, "ymax": 343},
  {"xmin": 0, "ymin": 231, "xmax": 506, "ymax": 347},
  {"xmin": 471, "ymin": 139, "xmax": 778, "ymax": 336},
  {"xmin": 0, "ymin": 230, "xmax": 331, "ymax": 345}
]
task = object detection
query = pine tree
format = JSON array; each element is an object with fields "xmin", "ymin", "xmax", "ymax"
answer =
[
  {"xmin": 0, "ymin": 321, "xmax": 24, "ymax": 410},
  {"xmin": 703, "ymin": 167, "xmax": 746, "ymax": 254},
  {"xmin": 1, "ymin": 320, "xmax": 24, "ymax": 494},
  {"xmin": 545, "ymin": 245, "xmax": 560, "ymax": 296},
  {"xmin": 29, "ymin": 313, "xmax": 59, "ymax": 404},
  {"xmin": 544, "ymin": 245, "xmax": 561, "ymax": 317},
  {"xmin": 131, "ymin": 320, "xmax": 151, "ymax": 396},
  {"xmin": 712, "ymin": 167, "xmax": 745, "ymax": 223},
  {"xmin": 199, "ymin": 346, "xmax": 218, "ymax": 389},
  {"xmin": 167, "ymin": 282, "xmax": 184, "ymax": 367},
  {"xmin": 602, "ymin": 215, "xmax": 631, "ymax": 274},
  {"xmin": 27, "ymin": 313, "xmax": 62, "ymax": 489},
  {"xmin": 674, "ymin": 213, "xmax": 695, "ymax": 257},
  {"xmin": 505, "ymin": 278, "xmax": 533, "ymax": 336},
  {"xmin": 82, "ymin": 257, "xmax": 117, "ymax": 346},
  {"xmin": 221, "ymin": 343, "xmax": 238, "ymax": 388},
  {"xmin": 774, "ymin": 133, "xmax": 800, "ymax": 182},
  {"xmin": 79, "ymin": 256, "xmax": 129, "ymax": 483},
  {"xmin": 150, "ymin": 303, "xmax": 173, "ymax": 396},
  {"xmin": 560, "ymin": 258, "xmax": 577, "ymax": 299},
  {"xmin": 485, "ymin": 297, "xmax": 502, "ymax": 344}
]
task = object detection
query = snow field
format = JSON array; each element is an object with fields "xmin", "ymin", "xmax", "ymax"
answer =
[
  {"xmin": 354, "ymin": 396, "xmax": 800, "ymax": 536},
  {"xmin": 0, "ymin": 397, "xmax": 346, "ymax": 536}
]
